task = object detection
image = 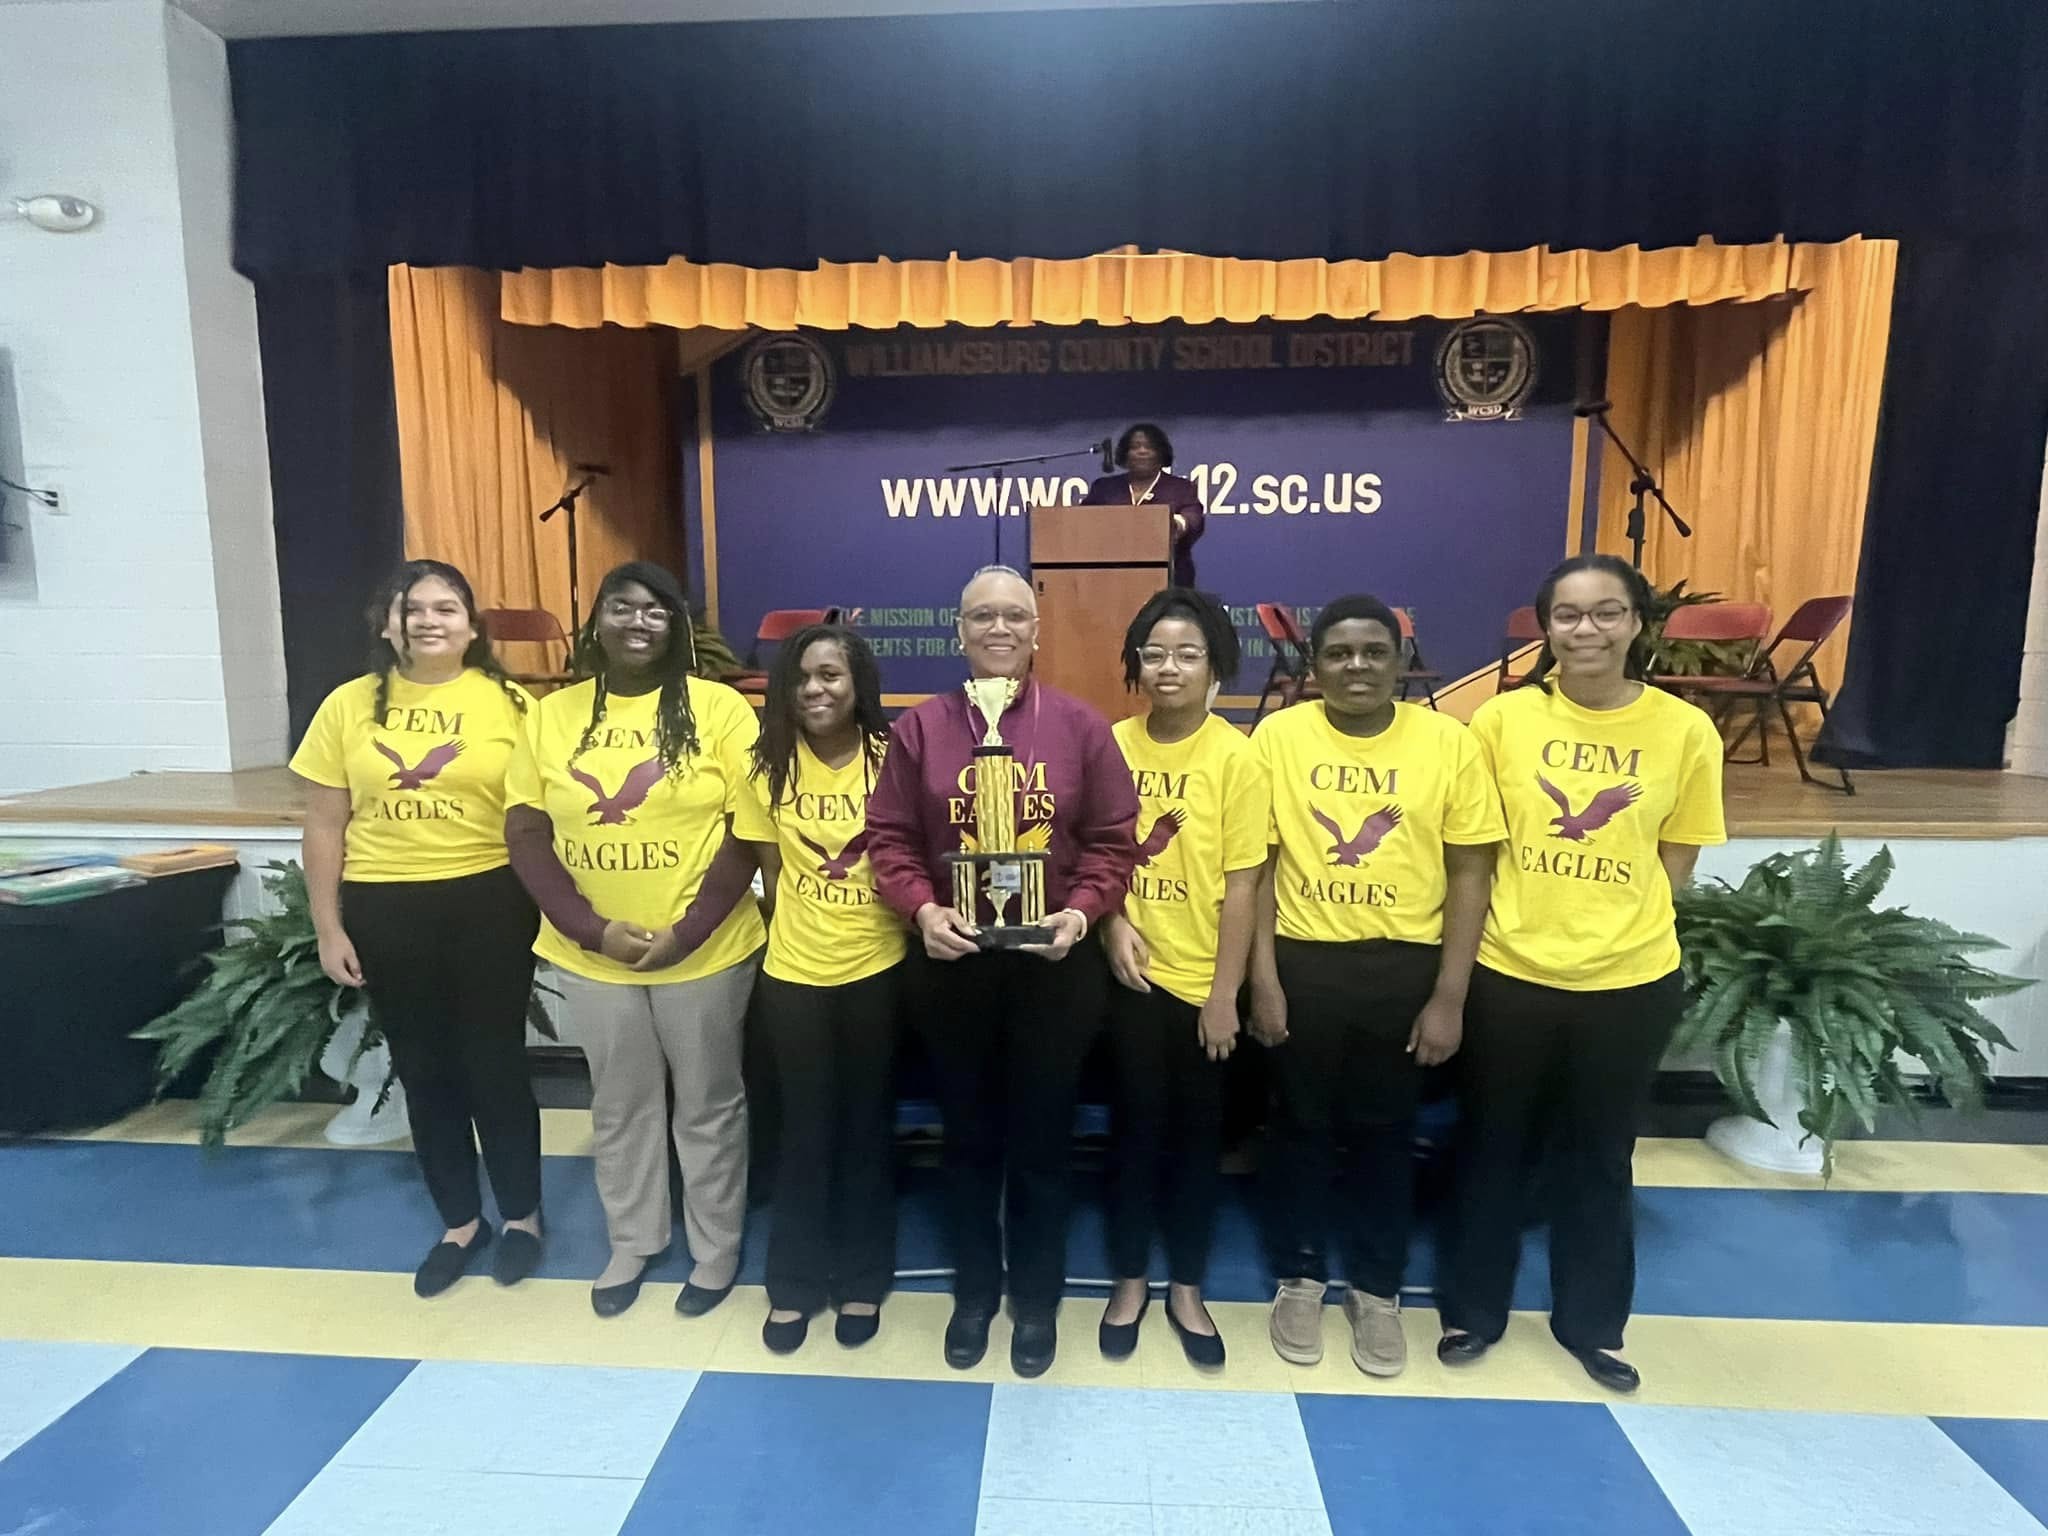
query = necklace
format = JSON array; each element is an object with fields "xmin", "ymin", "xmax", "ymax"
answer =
[{"xmin": 1128, "ymin": 471, "xmax": 1163, "ymax": 504}]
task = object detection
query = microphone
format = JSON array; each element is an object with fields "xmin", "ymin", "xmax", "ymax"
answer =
[
  {"xmin": 1572, "ymin": 400, "xmax": 1612, "ymax": 418},
  {"xmin": 1099, "ymin": 437, "xmax": 1115, "ymax": 474}
]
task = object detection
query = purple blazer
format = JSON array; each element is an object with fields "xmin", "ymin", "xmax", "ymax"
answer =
[{"xmin": 1080, "ymin": 471, "xmax": 1206, "ymax": 589}]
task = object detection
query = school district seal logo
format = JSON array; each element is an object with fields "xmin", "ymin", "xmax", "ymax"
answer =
[
  {"xmin": 1434, "ymin": 317, "xmax": 1538, "ymax": 422},
  {"xmin": 742, "ymin": 333, "xmax": 835, "ymax": 432}
]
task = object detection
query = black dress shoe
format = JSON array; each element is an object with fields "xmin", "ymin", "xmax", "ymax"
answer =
[
  {"xmin": 1167, "ymin": 1302, "xmax": 1226, "ymax": 1370},
  {"xmin": 492, "ymin": 1227, "xmax": 543, "ymax": 1287},
  {"xmin": 835, "ymin": 1309, "xmax": 881, "ymax": 1348},
  {"xmin": 676, "ymin": 1280, "xmax": 734, "ymax": 1317},
  {"xmin": 1436, "ymin": 1331, "xmax": 1492, "ymax": 1367},
  {"xmin": 1011, "ymin": 1315, "xmax": 1057, "ymax": 1378},
  {"xmin": 1098, "ymin": 1295, "xmax": 1150, "ymax": 1361},
  {"xmin": 762, "ymin": 1313, "xmax": 809, "ymax": 1354},
  {"xmin": 592, "ymin": 1266, "xmax": 647, "ymax": 1318},
  {"xmin": 414, "ymin": 1222, "xmax": 492, "ymax": 1299},
  {"xmin": 944, "ymin": 1307, "xmax": 994, "ymax": 1369},
  {"xmin": 1570, "ymin": 1348, "xmax": 1640, "ymax": 1394}
]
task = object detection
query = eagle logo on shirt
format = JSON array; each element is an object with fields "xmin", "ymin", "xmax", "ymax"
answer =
[
  {"xmin": 1537, "ymin": 774, "xmax": 1641, "ymax": 842},
  {"xmin": 1135, "ymin": 809, "xmax": 1185, "ymax": 867},
  {"xmin": 568, "ymin": 757, "xmax": 665, "ymax": 826},
  {"xmin": 1309, "ymin": 803, "xmax": 1403, "ymax": 866},
  {"xmin": 373, "ymin": 738, "xmax": 463, "ymax": 791},
  {"xmin": 796, "ymin": 828, "xmax": 872, "ymax": 881}
]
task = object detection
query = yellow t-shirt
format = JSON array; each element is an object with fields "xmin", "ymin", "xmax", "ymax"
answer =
[
  {"xmin": 1112, "ymin": 713, "xmax": 1272, "ymax": 1007},
  {"xmin": 742, "ymin": 738, "xmax": 908, "ymax": 987},
  {"xmin": 290, "ymin": 669, "xmax": 531, "ymax": 883},
  {"xmin": 1251, "ymin": 700, "xmax": 1505, "ymax": 946},
  {"xmin": 505, "ymin": 677, "xmax": 767, "ymax": 985},
  {"xmin": 1470, "ymin": 682, "xmax": 1727, "ymax": 991}
]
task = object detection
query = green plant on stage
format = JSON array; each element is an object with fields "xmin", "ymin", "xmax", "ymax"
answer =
[
  {"xmin": 134, "ymin": 860, "xmax": 556, "ymax": 1150},
  {"xmin": 1643, "ymin": 580, "xmax": 1752, "ymax": 677},
  {"xmin": 1672, "ymin": 833, "xmax": 2029, "ymax": 1178}
]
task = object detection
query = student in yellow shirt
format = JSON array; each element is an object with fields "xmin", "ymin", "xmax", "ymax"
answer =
[
  {"xmin": 1099, "ymin": 589, "xmax": 1269, "ymax": 1371},
  {"xmin": 292, "ymin": 560, "xmax": 543, "ymax": 1299},
  {"xmin": 503, "ymin": 562, "xmax": 767, "ymax": 1321},
  {"xmin": 1249, "ymin": 594, "xmax": 1504, "ymax": 1378},
  {"xmin": 1438, "ymin": 554, "xmax": 1726, "ymax": 1395},
  {"xmin": 738, "ymin": 624, "xmax": 906, "ymax": 1355}
]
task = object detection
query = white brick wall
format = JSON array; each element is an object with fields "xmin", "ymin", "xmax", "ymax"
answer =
[{"xmin": 0, "ymin": 0, "xmax": 284, "ymax": 795}]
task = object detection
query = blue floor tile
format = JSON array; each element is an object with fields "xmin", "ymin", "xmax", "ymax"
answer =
[
  {"xmin": 1935, "ymin": 1419, "xmax": 2048, "ymax": 1528},
  {"xmin": 0, "ymin": 1346, "xmax": 413, "ymax": 1536},
  {"xmin": 1298, "ymin": 1395, "xmax": 1687, "ymax": 1536},
  {"xmin": 620, "ymin": 1372, "xmax": 989, "ymax": 1536},
  {"xmin": 0, "ymin": 1341, "xmax": 142, "ymax": 1458}
]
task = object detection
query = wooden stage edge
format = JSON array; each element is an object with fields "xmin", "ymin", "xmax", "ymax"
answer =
[{"xmin": 5, "ymin": 764, "xmax": 2048, "ymax": 842}]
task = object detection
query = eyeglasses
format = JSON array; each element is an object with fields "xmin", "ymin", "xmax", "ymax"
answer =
[
  {"xmin": 1138, "ymin": 646, "xmax": 1209, "ymax": 668},
  {"xmin": 601, "ymin": 599, "xmax": 673, "ymax": 629},
  {"xmin": 962, "ymin": 606, "xmax": 1036, "ymax": 630},
  {"xmin": 1549, "ymin": 603, "xmax": 1633, "ymax": 631}
]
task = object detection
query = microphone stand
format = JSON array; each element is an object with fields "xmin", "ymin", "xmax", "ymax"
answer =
[
  {"xmin": 1583, "ymin": 407, "xmax": 1691, "ymax": 570},
  {"xmin": 941, "ymin": 441, "xmax": 1111, "ymax": 573},
  {"xmin": 538, "ymin": 470, "xmax": 598, "ymax": 642}
]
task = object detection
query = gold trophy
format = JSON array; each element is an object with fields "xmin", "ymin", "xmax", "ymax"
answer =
[{"xmin": 946, "ymin": 676, "xmax": 1053, "ymax": 949}]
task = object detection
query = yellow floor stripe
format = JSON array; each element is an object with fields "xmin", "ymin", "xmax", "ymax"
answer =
[
  {"xmin": 3, "ymin": 1259, "xmax": 2044, "ymax": 1418},
  {"xmin": 53, "ymin": 1104, "xmax": 2048, "ymax": 1196}
]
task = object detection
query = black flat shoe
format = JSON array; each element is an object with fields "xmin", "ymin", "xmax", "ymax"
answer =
[
  {"xmin": 835, "ymin": 1310, "xmax": 881, "ymax": 1348},
  {"xmin": 1011, "ymin": 1315, "xmax": 1057, "ymax": 1378},
  {"xmin": 492, "ymin": 1227, "xmax": 543, "ymax": 1287},
  {"xmin": 1167, "ymin": 1301, "xmax": 1226, "ymax": 1370},
  {"xmin": 1098, "ymin": 1294, "xmax": 1150, "ymax": 1361},
  {"xmin": 1570, "ymin": 1348, "xmax": 1640, "ymax": 1394},
  {"xmin": 762, "ymin": 1313, "xmax": 809, "ymax": 1354},
  {"xmin": 414, "ymin": 1222, "xmax": 492, "ymax": 1298},
  {"xmin": 944, "ymin": 1308, "xmax": 994, "ymax": 1370},
  {"xmin": 592, "ymin": 1266, "xmax": 647, "ymax": 1318},
  {"xmin": 676, "ymin": 1280, "xmax": 734, "ymax": 1317},
  {"xmin": 1436, "ymin": 1331, "xmax": 1492, "ymax": 1367}
]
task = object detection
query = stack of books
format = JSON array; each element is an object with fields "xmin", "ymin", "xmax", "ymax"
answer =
[{"xmin": 0, "ymin": 853, "xmax": 145, "ymax": 907}]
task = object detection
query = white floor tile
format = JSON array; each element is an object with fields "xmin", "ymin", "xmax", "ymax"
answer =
[
  {"xmin": 329, "ymin": 1363, "xmax": 700, "ymax": 1480},
  {"xmin": 978, "ymin": 1496, "xmax": 1154, "ymax": 1535},
  {"xmin": 1153, "ymin": 1508, "xmax": 1336, "ymax": 1536},
  {"xmin": 263, "ymin": 1463, "xmax": 645, "ymax": 1536},
  {"xmin": 0, "ymin": 1341, "xmax": 143, "ymax": 1458},
  {"xmin": 1614, "ymin": 1407, "xmax": 2048, "ymax": 1536},
  {"xmin": 982, "ymin": 1385, "xmax": 1150, "ymax": 1506}
]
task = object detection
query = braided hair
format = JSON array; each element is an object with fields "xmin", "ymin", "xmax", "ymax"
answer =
[
  {"xmin": 751, "ymin": 624, "xmax": 890, "ymax": 810},
  {"xmin": 366, "ymin": 559, "xmax": 526, "ymax": 725},
  {"xmin": 1120, "ymin": 587, "xmax": 1240, "ymax": 689},
  {"xmin": 569, "ymin": 561, "xmax": 702, "ymax": 779},
  {"xmin": 1524, "ymin": 553, "xmax": 1655, "ymax": 692}
]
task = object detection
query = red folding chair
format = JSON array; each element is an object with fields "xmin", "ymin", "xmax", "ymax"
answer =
[
  {"xmin": 1665, "ymin": 596, "xmax": 1855, "ymax": 794},
  {"xmin": 1254, "ymin": 603, "xmax": 1317, "ymax": 718},
  {"xmin": 480, "ymin": 607, "xmax": 576, "ymax": 692},
  {"xmin": 1495, "ymin": 605, "xmax": 1544, "ymax": 692},
  {"xmin": 1393, "ymin": 607, "xmax": 1442, "ymax": 709},
  {"xmin": 728, "ymin": 608, "xmax": 832, "ymax": 696}
]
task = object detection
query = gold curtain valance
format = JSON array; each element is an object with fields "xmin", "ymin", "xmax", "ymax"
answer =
[{"xmin": 500, "ymin": 238, "xmax": 1832, "ymax": 331}]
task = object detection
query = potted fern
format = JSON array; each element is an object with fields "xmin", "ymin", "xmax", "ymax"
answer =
[
  {"xmin": 135, "ymin": 860, "xmax": 555, "ymax": 1149},
  {"xmin": 1673, "ymin": 834, "xmax": 2030, "ymax": 1177}
]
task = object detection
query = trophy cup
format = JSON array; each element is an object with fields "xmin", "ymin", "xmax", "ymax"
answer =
[{"xmin": 945, "ymin": 676, "xmax": 1054, "ymax": 949}]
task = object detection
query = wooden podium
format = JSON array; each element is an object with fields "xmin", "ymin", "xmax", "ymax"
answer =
[{"xmin": 1029, "ymin": 503, "xmax": 1173, "ymax": 722}]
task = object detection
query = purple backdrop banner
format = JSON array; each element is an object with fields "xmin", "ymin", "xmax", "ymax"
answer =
[{"xmin": 683, "ymin": 316, "xmax": 1590, "ymax": 700}]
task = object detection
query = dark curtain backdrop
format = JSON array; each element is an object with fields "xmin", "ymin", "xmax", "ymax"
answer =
[{"xmin": 233, "ymin": 0, "xmax": 2048, "ymax": 759}]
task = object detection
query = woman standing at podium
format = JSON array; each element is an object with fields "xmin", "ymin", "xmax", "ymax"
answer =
[
  {"xmin": 866, "ymin": 564, "xmax": 1140, "ymax": 1379},
  {"xmin": 1081, "ymin": 422, "xmax": 1207, "ymax": 588}
]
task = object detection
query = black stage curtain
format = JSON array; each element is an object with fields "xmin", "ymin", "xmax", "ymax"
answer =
[
  {"xmin": 252, "ymin": 275, "xmax": 404, "ymax": 739},
  {"xmin": 229, "ymin": 0, "xmax": 2048, "ymax": 763}
]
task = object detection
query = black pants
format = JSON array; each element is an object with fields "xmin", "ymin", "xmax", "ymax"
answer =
[
  {"xmin": 1268, "ymin": 937, "xmax": 1441, "ymax": 1295},
  {"xmin": 760, "ymin": 965, "xmax": 901, "ymax": 1313},
  {"xmin": 342, "ymin": 867, "xmax": 542, "ymax": 1230},
  {"xmin": 907, "ymin": 938, "xmax": 1108, "ymax": 1319},
  {"xmin": 1441, "ymin": 965, "xmax": 1682, "ymax": 1351},
  {"xmin": 1107, "ymin": 984, "xmax": 1225, "ymax": 1285}
]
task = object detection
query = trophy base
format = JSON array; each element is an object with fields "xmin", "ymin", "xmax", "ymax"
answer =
[{"xmin": 973, "ymin": 923, "xmax": 1057, "ymax": 951}]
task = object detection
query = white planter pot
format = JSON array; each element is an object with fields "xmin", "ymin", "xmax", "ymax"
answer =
[
  {"xmin": 1705, "ymin": 1019, "xmax": 1825, "ymax": 1175},
  {"xmin": 317, "ymin": 1006, "xmax": 410, "ymax": 1147}
]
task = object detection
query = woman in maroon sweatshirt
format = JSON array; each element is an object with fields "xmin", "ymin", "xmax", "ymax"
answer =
[{"xmin": 866, "ymin": 564, "xmax": 1139, "ymax": 1379}]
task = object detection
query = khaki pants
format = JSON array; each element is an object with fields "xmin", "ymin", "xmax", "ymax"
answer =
[{"xmin": 555, "ymin": 957, "xmax": 758, "ymax": 1288}]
